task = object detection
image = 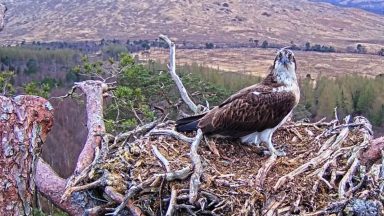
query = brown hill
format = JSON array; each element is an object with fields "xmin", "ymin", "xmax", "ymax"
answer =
[
  {"xmin": 312, "ymin": 0, "xmax": 384, "ymax": 15},
  {"xmin": 1, "ymin": 0, "xmax": 384, "ymax": 51},
  {"xmin": 144, "ymin": 48, "xmax": 384, "ymax": 77}
]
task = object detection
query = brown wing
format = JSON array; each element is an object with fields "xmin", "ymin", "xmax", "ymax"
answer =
[
  {"xmin": 218, "ymin": 84, "xmax": 261, "ymax": 108},
  {"xmin": 198, "ymin": 86, "xmax": 296, "ymax": 137}
]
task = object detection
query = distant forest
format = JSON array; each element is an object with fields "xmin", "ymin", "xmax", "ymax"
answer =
[
  {"xmin": 5, "ymin": 38, "xmax": 384, "ymax": 56},
  {"xmin": 0, "ymin": 42, "xmax": 384, "ymax": 129}
]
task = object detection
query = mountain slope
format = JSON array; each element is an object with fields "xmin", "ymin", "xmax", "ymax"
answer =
[
  {"xmin": 311, "ymin": 0, "xmax": 384, "ymax": 15},
  {"xmin": 1, "ymin": 0, "xmax": 384, "ymax": 49}
]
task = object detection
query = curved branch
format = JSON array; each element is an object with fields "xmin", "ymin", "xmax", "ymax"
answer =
[
  {"xmin": 73, "ymin": 80, "xmax": 108, "ymax": 174},
  {"xmin": 159, "ymin": 34, "xmax": 198, "ymax": 113},
  {"xmin": 36, "ymin": 159, "xmax": 84, "ymax": 215}
]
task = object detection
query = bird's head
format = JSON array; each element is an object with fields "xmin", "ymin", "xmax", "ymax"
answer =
[
  {"xmin": 272, "ymin": 48, "xmax": 298, "ymax": 85},
  {"xmin": 273, "ymin": 48, "xmax": 296, "ymax": 71}
]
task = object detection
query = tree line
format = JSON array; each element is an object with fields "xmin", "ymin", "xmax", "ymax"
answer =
[
  {"xmin": 10, "ymin": 38, "xmax": 384, "ymax": 56},
  {"xmin": 1, "ymin": 48, "xmax": 383, "ymax": 129}
]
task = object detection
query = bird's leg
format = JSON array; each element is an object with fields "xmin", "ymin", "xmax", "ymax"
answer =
[
  {"xmin": 265, "ymin": 132, "xmax": 286, "ymax": 157},
  {"xmin": 253, "ymin": 135, "xmax": 261, "ymax": 148}
]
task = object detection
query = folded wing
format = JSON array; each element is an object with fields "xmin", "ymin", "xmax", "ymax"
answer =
[{"xmin": 198, "ymin": 85, "xmax": 296, "ymax": 137}]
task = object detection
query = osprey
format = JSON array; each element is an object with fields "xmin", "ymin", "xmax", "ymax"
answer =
[{"xmin": 176, "ymin": 48, "xmax": 300, "ymax": 156}]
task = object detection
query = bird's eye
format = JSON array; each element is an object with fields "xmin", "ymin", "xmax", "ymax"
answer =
[
  {"xmin": 288, "ymin": 53, "xmax": 292, "ymax": 59},
  {"xmin": 279, "ymin": 53, "xmax": 282, "ymax": 58}
]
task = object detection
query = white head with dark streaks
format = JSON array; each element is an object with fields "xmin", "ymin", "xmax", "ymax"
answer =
[{"xmin": 273, "ymin": 48, "xmax": 298, "ymax": 86}]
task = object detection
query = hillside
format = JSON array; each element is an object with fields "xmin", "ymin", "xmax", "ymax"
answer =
[
  {"xmin": 312, "ymin": 0, "xmax": 384, "ymax": 15},
  {"xmin": 0, "ymin": 0, "xmax": 384, "ymax": 51},
  {"xmin": 145, "ymin": 48, "xmax": 384, "ymax": 78}
]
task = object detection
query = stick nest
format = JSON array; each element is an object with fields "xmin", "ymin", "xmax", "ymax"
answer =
[{"xmin": 64, "ymin": 116, "xmax": 384, "ymax": 215}]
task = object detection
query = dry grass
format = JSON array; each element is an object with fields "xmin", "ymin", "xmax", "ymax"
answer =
[{"xmin": 144, "ymin": 48, "xmax": 384, "ymax": 78}]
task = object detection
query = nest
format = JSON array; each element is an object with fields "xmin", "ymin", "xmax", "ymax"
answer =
[{"xmin": 61, "ymin": 115, "xmax": 383, "ymax": 215}]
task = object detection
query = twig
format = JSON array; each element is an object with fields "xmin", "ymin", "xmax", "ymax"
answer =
[
  {"xmin": 156, "ymin": 166, "xmax": 193, "ymax": 181},
  {"xmin": 131, "ymin": 105, "xmax": 144, "ymax": 125},
  {"xmin": 255, "ymin": 154, "xmax": 277, "ymax": 190},
  {"xmin": 114, "ymin": 120, "xmax": 159, "ymax": 144},
  {"xmin": 159, "ymin": 34, "xmax": 199, "ymax": 113},
  {"xmin": 263, "ymin": 193, "xmax": 287, "ymax": 216},
  {"xmin": 106, "ymin": 176, "xmax": 157, "ymax": 216},
  {"xmin": 334, "ymin": 107, "xmax": 339, "ymax": 123},
  {"xmin": 152, "ymin": 145, "xmax": 178, "ymax": 216},
  {"xmin": 338, "ymin": 159, "xmax": 360, "ymax": 198},
  {"xmin": 284, "ymin": 117, "xmax": 328, "ymax": 129},
  {"xmin": 273, "ymin": 128, "xmax": 349, "ymax": 191},
  {"xmin": 150, "ymin": 129, "xmax": 195, "ymax": 144},
  {"xmin": 49, "ymin": 85, "xmax": 77, "ymax": 100},
  {"xmin": 104, "ymin": 186, "xmax": 144, "ymax": 216},
  {"xmin": 302, "ymin": 199, "xmax": 348, "ymax": 216},
  {"xmin": 189, "ymin": 129, "xmax": 204, "ymax": 204}
]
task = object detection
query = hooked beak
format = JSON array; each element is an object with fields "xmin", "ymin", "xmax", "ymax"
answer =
[{"xmin": 280, "ymin": 56, "xmax": 289, "ymax": 69}]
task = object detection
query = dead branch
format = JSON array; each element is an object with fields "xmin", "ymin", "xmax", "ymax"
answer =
[
  {"xmin": 106, "ymin": 176, "xmax": 158, "ymax": 216},
  {"xmin": 150, "ymin": 129, "xmax": 195, "ymax": 143},
  {"xmin": 104, "ymin": 186, "xmax": 144, "ymax": 216},
  {"xmin": 338, "ymin": 159, "xmax": 360, "ymax": 198},
  {"xmin": 159, "ymin": 34, "xmax": 200, "ymax": 114},
  {"xmin": 255, "ymin": 154, "xmax": 277, "ymax": 189},
  {"xmin": 114, "ymin": 120, "xmax": 159, "ymax": 143},
  {"xmin": 72, "ymin": 80, "xmax": 108, "ymax": 174},
  {"xmin": 152, "ymin": 145, "xmax": 177, "ymax": 216},
  {"xmin": 60, "ymin": 81, "xmax": 108, "ymax": 201},
  {"xmin": 156, "ymin": 166, "xmax": 193, "ymax": 181},
  {"xmin": 273, "ymin": 127, "xmax": 349, "ymax": 191},
  {"xmin": 189, "ymin": 129, "xmax": 204, "ymax": 204}
]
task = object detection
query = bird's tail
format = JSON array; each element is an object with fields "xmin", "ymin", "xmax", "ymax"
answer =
[{"xmin": 175, "ymin": 113, "xmax": 206, "ymax": 132}]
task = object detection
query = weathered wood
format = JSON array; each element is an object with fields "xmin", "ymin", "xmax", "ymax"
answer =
[
  {"xmin": 0, "ymin": 96, "xmax": 54, "ymax": 215},
  {"xmin": 159, "ymin": 34, "xmax": 199, "ymax": 114}
]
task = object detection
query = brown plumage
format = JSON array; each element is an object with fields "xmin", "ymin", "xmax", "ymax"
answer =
[
  {"xmin": 198, "ymin": 86, "xmax": 296, "ymax": 137},
  {"xmin": 176, "ymin": 48, "xmax": 300, "ymax": 156}
]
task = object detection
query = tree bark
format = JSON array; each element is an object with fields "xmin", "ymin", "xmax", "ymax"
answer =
[
  {"xmin": 0, "ymin": 96, "xmax": 54, "ymax": 215},
  {"xmin": 0, "ymin": 3, "xmax": 6, "ymax": 31}
]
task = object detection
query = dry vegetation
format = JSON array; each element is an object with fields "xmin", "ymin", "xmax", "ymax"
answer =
[
  {"xmin": 62, "ymin": 115, "xmax": 383, "ymax": 215},
  {"xmin": 144, "ymin": 48, "xmax": 384, "ymax": 78},
  {"xmin": 1, "ymin": 0, "xmax": 384, "ymax": 51},
  {"xmin": 56, "ymin": 37, "xmax": 384, "ymax": 216}
]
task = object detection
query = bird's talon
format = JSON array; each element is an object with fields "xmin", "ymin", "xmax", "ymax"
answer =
[{"xmin": 273, "ymin": 150, "xmax": 286, "ymax": 157}]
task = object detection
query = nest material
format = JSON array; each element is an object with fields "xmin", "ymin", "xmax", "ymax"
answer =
[{"xmin": 63, "ymin": 116, "xmax": 384, "ymax": 216}]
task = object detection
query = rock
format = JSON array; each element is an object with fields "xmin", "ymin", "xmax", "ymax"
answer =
[{"xmin": 344, "ymin": 199, "xmax": 383, "ymax": 216}]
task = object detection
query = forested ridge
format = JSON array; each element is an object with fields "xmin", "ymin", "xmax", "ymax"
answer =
[{"xmin": 1, "ymin": 45, "xmax": 383, "ymax": 131}]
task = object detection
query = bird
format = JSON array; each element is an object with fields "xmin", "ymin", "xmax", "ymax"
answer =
[{"xmin": 175, "ymin": 48, "xmax": 300, "ymax": 156}]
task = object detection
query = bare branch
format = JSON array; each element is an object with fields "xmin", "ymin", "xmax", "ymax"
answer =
[
  {"xmin": 152, "ymin": 145, "xmax": 177, "ymax": 216},
  {"xmin": 159, "ymin": 34, "xmax": 199, "ymax": 113},
  {"xmin": 150, "ymin": 129, "xmax": 195, "ymax": 144},
  {"xmin": 273, "ymin": 128, "xmax": 349, "ymax": 190},
  {"xmin": 104, "ymin": 186, "xmax": 144, "ymax": 216},
  {"xmin": 106, "ymin": 176, "xmax": 158, "ymax": 216},
  {"xmin": 73, "ymin": 80, "xmax": 108, "ymax": 174},
  {"xmin": 189, "ymin": 129, "xmax": 204, "ymax": 204},
  {"xmin": 255, "ymin": 154, "xmax": 277, "ymax": 189}
]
